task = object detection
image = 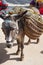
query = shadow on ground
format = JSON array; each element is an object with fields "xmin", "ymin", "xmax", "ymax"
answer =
[
  {"xmin": 0, "ymin": 41, "xmax": 40, "ymax": 64},
  {"xmin": 0, "ymin": 43, "xmax": 10, "ymax": 64}
]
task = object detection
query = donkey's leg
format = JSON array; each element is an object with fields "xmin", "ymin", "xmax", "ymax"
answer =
[
  {"xmin": 16, "ymin": 31, "xmax": 24, "ymax": 61},
  {"xmin": 26, "ymin": 38, "xmax": 31, "ymax": 45},
  {"xmin": 20, "ymin": 34, "xmax": 24, "ymax": 61},
  {"xmin": 27, "ymin": 38, "xmax": 39, "ymax": 44},
  {"xmin": 31, "ymin": 38, "xmax": 39, "ymax": 44},
  {"xmin": 36, "ymin": 38, "xmax": 39, "ymax": 44},
  {"xmin": 16, "ymin": 39, "xmax": 20, "ymax": 55},
  {"xmin": 16, "ymin": 32, "xmax": 24, "ymax": 55},
  {"xmin": 20, "ymin": 41, "xmax": 24, "ymax": 61}
]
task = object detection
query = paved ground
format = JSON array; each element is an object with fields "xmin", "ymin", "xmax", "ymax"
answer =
[{"xmin": 0, "ymin": 18, "xmax": 43, "ymax": 65}]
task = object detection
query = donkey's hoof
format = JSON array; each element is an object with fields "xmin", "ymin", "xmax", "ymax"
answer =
[
  {"xmin": 20, "ymin": 57, "xmax": 24, "ymax": 61},
  {"xmin": 20, "ymin": 55, "xmax": 24, "ymax": 61},
  {"xmin": 16, "ymin": 51, "xmax": 20, "ymax": 55}
]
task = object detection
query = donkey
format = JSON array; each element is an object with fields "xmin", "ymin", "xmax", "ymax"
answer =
[{"xmin": 2, "ymin": 10, "xmax": 41, "ymax": 61}]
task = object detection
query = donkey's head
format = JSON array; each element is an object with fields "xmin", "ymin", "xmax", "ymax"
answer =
[{"xmin": 2, "ymin": 11, "xmax": 27, "ymax": 48}]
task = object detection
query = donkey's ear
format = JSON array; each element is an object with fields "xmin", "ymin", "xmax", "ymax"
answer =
[
  {"xmin": 10, "ymin": 10, "xmax": 27, "ymax": 21},
  {"xmin": 21, "ymin": 10, "xmax": 27, "ymax": 17},
  {"xmin": 14, "ymin": 10, "xmax": 27, "ymax": 19}
]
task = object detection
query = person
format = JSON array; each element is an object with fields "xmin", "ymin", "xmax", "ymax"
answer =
[
  {"xmin": 38, "ymin": 2, "xmax": 43, "ymax": 15},
  {"xmin": 30, "ymin": 0, "xmax": 38, "ymax": 8},
  {"xmin": 0, "ymin": 0, "xmax": 8, "ymax": 19},
  {"xmin": 0, "ymin": 0, "xmax": 8, "ymax": 11},
  {"xmin": 30, "ymin": 0, "xmax": 43, "ymax": 15}
]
